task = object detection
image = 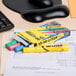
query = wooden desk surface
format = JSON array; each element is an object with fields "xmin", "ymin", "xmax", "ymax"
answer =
[{"xmin": 0, "ymin": 0, "xmax": 76, "ymax": 75}]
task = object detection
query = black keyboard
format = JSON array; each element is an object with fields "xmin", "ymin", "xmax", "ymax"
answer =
[{"xmin": 0, "ymin": 11, "xmax": 14, "ymax": 32}]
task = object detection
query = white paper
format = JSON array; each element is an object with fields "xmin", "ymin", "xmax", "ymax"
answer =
[{"xmin": 3, "ymin": 31, "xmax": 76, "ymax": 76}]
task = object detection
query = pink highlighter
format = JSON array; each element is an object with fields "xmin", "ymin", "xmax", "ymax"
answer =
[
  {"xmin": 8, "ymin": 43, "xmax": 21, "ymax": 51},
  {"xmin": 42, "ymin": 29, "xmax": 69, "ymax": 34}
]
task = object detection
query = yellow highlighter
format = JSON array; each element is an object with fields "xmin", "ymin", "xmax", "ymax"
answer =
[{"xmin": 23, "ymin": 44, "xmax": 69, "ymax": 53}]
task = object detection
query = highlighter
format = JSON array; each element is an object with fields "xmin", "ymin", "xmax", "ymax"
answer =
[
  {"xmin": 8, "ymin": 43, "xmax": 21, "ymax": 51},
  {"xmin": 14, "ymin": 45, "xmax": 25, "ymax": 52},
  {"xmin": 40, "ymin": 21, "xmax": 61, "ymax": 27},
  {"xmin": 42, "ymin": 29, "xmax": 69, "ymax": 34},
  {"xmin": 23, "ymin": 44, "xmax": 69, "ymax": 53},
  {"xmin": 5, "ymin": 40, "xmax": 18, "ymax": 48},
  {"xmin": 39, "ymin": 27, "xmax": 68, "ymax": 31}
]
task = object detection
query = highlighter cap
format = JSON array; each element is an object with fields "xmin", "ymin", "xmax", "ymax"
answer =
[{"xmin": 5, "ymin": 40, "xmax": 18, "ymax": 48}]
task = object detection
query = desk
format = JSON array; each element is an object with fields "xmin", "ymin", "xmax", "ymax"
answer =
[{"xmin": 0, "ymin": 0, "xmax": 76, "ymax": 75}]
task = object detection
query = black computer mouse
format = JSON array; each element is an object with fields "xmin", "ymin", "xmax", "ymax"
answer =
[
  {"xmin": 29, "ymin": 0, "xmax": 53, "ymax": 8},
  {"xmin": 22, "ymin": 5, "xmax": 69, "ymax": 23}
]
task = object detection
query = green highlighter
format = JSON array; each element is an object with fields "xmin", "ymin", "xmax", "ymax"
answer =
[
  {"xmin": 5, "ymin": 40, "xmax": 18, "ymax": 48},
  {"xmin": 39, "ymin": 27, "xmax": 68, "ymax": 31}
]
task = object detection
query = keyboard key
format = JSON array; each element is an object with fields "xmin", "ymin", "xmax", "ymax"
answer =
[
  {"xmin": 0, "ymin": 11, "xmax": 14, "ymax": 32},
  {"xmin": 0, "ymin": 20, "xmax": 6, "ymax": 27},
  {"xmin": 0, "ymin": 12, "xmax": 4, "ymax": 19},
  {"xmin": 2, "ymin": 19, "xmax": 11, "ymax": 25},
  {"xmin": 0, "ymin": 20, "xmax": 3, "ymax": 25}
]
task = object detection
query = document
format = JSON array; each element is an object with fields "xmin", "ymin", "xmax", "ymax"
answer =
[{"xmin": 3, "ymin": 31, "xmax": 76, "ymax": 76}]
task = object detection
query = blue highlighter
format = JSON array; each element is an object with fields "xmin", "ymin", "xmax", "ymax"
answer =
[{"xmin": 14, "ymin": 45, "xmax": 25, "ymax": 52}]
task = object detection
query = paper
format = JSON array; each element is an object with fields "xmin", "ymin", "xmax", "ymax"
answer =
[{"xmin": 3, "ymin": 31, "xmax": 76, "ymax": 76}]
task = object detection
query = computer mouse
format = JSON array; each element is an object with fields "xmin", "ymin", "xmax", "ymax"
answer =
[
  {"xmin": 29, "ymin": 0, "xmax": 53, "ymax": 8},
  {"xmin": 22, "ymin": 5, "xmax": 69, "ymax": 23}
]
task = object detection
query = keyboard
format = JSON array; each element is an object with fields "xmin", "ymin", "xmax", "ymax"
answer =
[{"xmin": 0, "ymin": 11, "xmax": 14, "ymax": 32}]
